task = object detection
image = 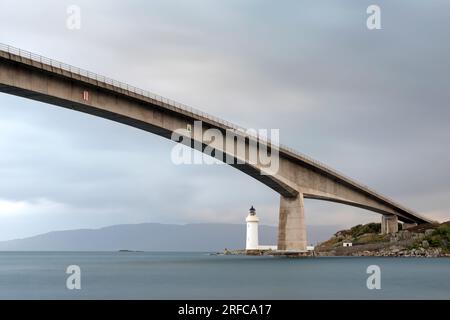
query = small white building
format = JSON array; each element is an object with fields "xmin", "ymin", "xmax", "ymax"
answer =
[
  {"xmin": 306, "ymin": 245, "xmax": 315, "ymax": 251},
  {"xmin": 246, "ymin": 206, "xmax": 260, "ymax": 250},
  {"xmin": 343, "ymin": 241, "xmax": 353, "ymax": 247}
]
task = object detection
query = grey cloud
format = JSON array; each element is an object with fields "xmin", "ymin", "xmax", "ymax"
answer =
[{"xmin": 0, "ymin": 0, "xmax": 449, "ymax": 240}]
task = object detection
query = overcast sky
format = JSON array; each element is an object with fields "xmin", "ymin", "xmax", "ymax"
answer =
[{"xmin": 0, "ymin": 0, "xmax": 449, "ymax": 241}]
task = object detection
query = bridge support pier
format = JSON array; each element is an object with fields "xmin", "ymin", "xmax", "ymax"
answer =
[
  {"xmin": 403, "ymin": 222, "xmax": 417, "ymax": 230},
  {"xmin": 381, "ymin": 214, "xmax": 398, "ymax": 235},
  {"xmin": 277, "ymin": 193, "xmax": 307, "ymax": 251}
]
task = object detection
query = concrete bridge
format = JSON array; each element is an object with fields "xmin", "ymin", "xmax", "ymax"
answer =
[{"xmin": 0, "ymin": 44, "xmax": 434, "ymax": 251}]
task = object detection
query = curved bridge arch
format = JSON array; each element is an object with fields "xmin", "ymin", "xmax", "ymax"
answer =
[{"xmin": 0, "ymin": 44, "xmax": 435, "ymax": 251}]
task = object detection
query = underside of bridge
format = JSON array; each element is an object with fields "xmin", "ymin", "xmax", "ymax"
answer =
[{"xmin": 0, "ymin": 45, "xmax": 435, "ymax": 252}]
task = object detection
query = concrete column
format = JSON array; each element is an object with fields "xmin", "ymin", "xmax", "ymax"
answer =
[
  {"xmin": 277, "ymin": 193, "xmax": 307, "ymax": 251},
  {"xmin": 381, "ymin": 214, "xmax": 398, "ymax": 234}
]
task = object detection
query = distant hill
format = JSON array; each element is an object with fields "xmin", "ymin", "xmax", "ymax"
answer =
[{"xmin": 0, "ymin": 223, "xmax": 337, "ymax": 251}]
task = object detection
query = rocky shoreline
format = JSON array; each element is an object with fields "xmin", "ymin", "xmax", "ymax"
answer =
[
  {"xmin": 214, "ymin": 248, "xmax": 315, "ymax": 257},
  {"xmin": 215, "ymin": 247, "xmax": 450, "ymax": 258},
  {"xmin": 212, "ymin": 222, "xmax": 450, "ymax": 258},
  {"xmin": 318, "ymin": 246, "xmax": 450, "ymax": 258},
  {"xmin": 353, "ymin": 248, "xmax": 450, "ymax": 257},
  {"xmin": 316, "ymin": 222, "xmax": 450, "ymax": 258}
]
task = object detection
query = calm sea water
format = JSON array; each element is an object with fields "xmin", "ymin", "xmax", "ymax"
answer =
[{"xmin": 0, "ymin": 252, "xmax": 449, "ymax": 299}]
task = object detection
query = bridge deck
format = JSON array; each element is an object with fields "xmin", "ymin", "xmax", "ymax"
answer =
[{"xmin": 0, "ymin": 43, "xmax": 434, "ymax": 225}]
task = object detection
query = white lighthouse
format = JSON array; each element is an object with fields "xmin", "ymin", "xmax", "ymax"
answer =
[{"xmin": 246, "ymin": 206, "xmax": 259, "ymax": 250}]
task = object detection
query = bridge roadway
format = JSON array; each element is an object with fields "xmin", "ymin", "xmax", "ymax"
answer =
[{"xmin": 0, "ymin": 44, "xmax": 435, "ymax": 251}]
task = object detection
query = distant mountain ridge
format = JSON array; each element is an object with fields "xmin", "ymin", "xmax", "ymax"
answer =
[{"xmin": 0, "ymin": 223, "xmax": 338, "ymax": 251}]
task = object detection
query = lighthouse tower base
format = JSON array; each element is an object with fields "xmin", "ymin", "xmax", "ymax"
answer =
[{"xmin": 246, "ymin": 206, "xmax": 260, "ymax": 250}]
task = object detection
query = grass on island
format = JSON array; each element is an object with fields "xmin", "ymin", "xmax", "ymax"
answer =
[
  {"xmin": 409, "ymin": 223, "xmax": 450, "ymax": 253},
  {"xmin": 317, "ymin": 221, "xmax": 450, "ymax": 253}
]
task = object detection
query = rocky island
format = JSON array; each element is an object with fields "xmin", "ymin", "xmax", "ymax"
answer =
[
  {"xmin": 216, "ymin": 221, "xmax": 450, "ymax": 258},
  {"xmin": 316, "ymin": 221, "xmax": 450, "ymax": 257}
]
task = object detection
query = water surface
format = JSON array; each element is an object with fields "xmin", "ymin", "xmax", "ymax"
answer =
[{"xmin": 0, "ymin": 252, "xmax": 448, "ymax": 299}]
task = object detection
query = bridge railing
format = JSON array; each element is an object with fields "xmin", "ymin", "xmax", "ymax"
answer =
[{"xmin": 0, "ymin": 43, "xmax": 424, "ymax": 218}]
